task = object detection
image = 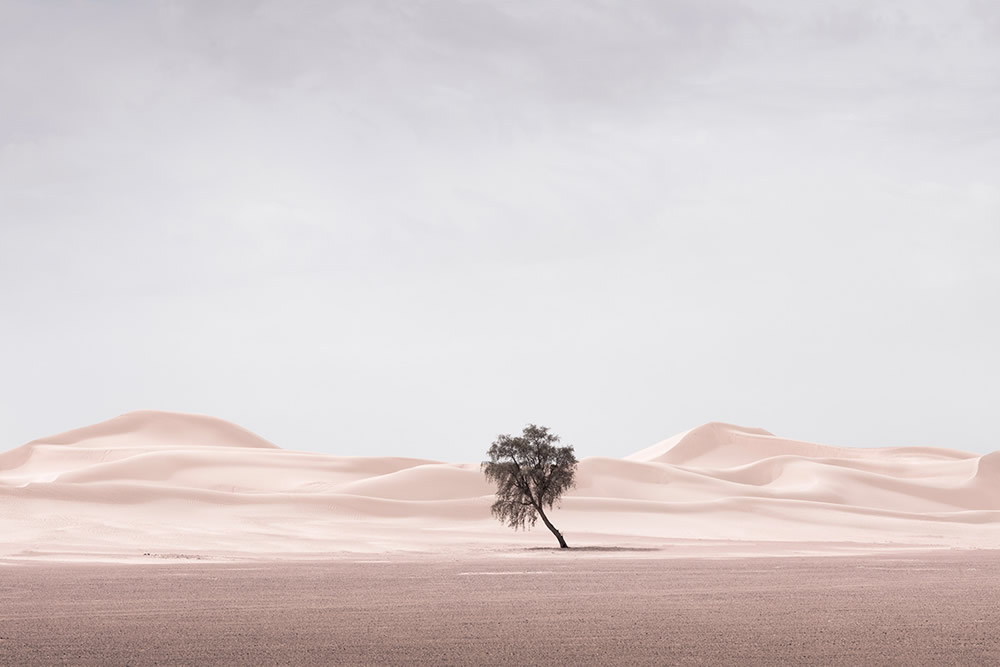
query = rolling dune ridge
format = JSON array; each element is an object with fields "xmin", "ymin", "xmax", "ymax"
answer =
[{"xmin": 2, "ymin": 411, "xmax": 998, "ymax": 560}]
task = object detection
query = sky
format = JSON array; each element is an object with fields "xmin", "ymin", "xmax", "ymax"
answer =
[{"xmin": 1, "ymin": 0, "xmax": 998, "ymax": 459}]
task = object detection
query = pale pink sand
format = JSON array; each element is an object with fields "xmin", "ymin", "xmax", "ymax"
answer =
[{"xmin": 1, "ymin": 411, "xmax": 998, "ymax": 560}]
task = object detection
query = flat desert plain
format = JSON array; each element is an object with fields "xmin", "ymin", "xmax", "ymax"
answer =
[
  {"xmin": 2, "ymin": 411, "xmax": 1000, "ymax": 664},
  {"xmin": 2, "ymin": 550, "xmax": 999, "ymax": 666}
]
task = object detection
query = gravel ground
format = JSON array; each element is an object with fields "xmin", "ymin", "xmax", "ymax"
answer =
[{"xmin": 1, "ymin": 550, "xmax": 998, "ymax": 665}]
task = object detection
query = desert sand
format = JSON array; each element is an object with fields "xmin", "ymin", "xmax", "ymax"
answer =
[
  {"xmin": 2, "ymin": 552, "xmax": 999, "ymax": 665},
  {"xmin": 3, "ymin": 411, "xmax": 1000, "ymax": 665},
  {"xmin": 1, "ymin": 410, "xmax": 998, "ymax": 560}
]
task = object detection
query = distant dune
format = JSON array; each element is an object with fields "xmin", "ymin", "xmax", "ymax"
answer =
[{"xmin": 1, "ymin": 411, "xmax": 998, "ymax": 560}]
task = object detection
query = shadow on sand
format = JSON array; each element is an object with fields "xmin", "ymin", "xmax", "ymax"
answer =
[{"xmin": 523, "ymin": 546, "xmax": 662, "ymax": 552}]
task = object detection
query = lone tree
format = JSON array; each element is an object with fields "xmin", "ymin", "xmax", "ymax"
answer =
[{"xmin": 482, "ymin": 424, "xmax": 578, "ymax": 548}]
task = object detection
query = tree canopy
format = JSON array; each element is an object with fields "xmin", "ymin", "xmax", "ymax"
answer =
[{"xmin": 482, "ymin": 424, "xmax": 577, "ymax": 548}]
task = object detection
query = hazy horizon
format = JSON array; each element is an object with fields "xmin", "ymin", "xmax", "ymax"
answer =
[{"xmin": 2, "ymin": 0, "xmax": 998, "ymax": 458}]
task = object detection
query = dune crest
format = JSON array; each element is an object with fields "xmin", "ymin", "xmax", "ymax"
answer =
[
  {"xmin": 2, "ymin": 413, "xmax": 999, "ymax": 559},
  {"xmin": 626, "ymin": 421, "xmax": 976, "ymax": 468},
  {"xmin": 626, "ymin": 422, "xmax": 775, "ymax": 466},
  {"xmin": 27, "ymin": 410, "xmax": 282, "ymax": 450}
]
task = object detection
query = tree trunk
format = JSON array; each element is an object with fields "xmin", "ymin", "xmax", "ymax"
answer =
[{"xmin": 536, "ymin": 506, "xmax": 569, "ymax": 548}]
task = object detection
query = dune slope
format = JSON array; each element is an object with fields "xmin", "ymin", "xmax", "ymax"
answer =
[{"xmin": 1, "ymin": 412, "xmax": 998, "ymax": 558}]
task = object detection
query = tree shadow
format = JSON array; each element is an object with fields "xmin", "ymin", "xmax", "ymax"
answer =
[{"xmin": 523, "ymin": 546, "xmax": 662, "ymax": 552}]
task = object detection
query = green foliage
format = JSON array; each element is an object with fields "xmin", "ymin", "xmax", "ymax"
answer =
[{"xmin": 482, "ymin": 424, "xmax": 577, "ymax": 532}]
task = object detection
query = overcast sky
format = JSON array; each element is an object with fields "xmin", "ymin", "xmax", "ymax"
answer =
[{"xmin": 1, "ymin": 0, "xmax": 998, "ymax": 459}]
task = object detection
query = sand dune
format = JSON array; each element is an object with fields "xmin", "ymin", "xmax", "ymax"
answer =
[
  {"xmin": 627, "ymin": 422, "xmax": 974, "ymax": 467},
  {"xmin": 2, "ymin": 411, "xmax": 998, "ymax": 559}
]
